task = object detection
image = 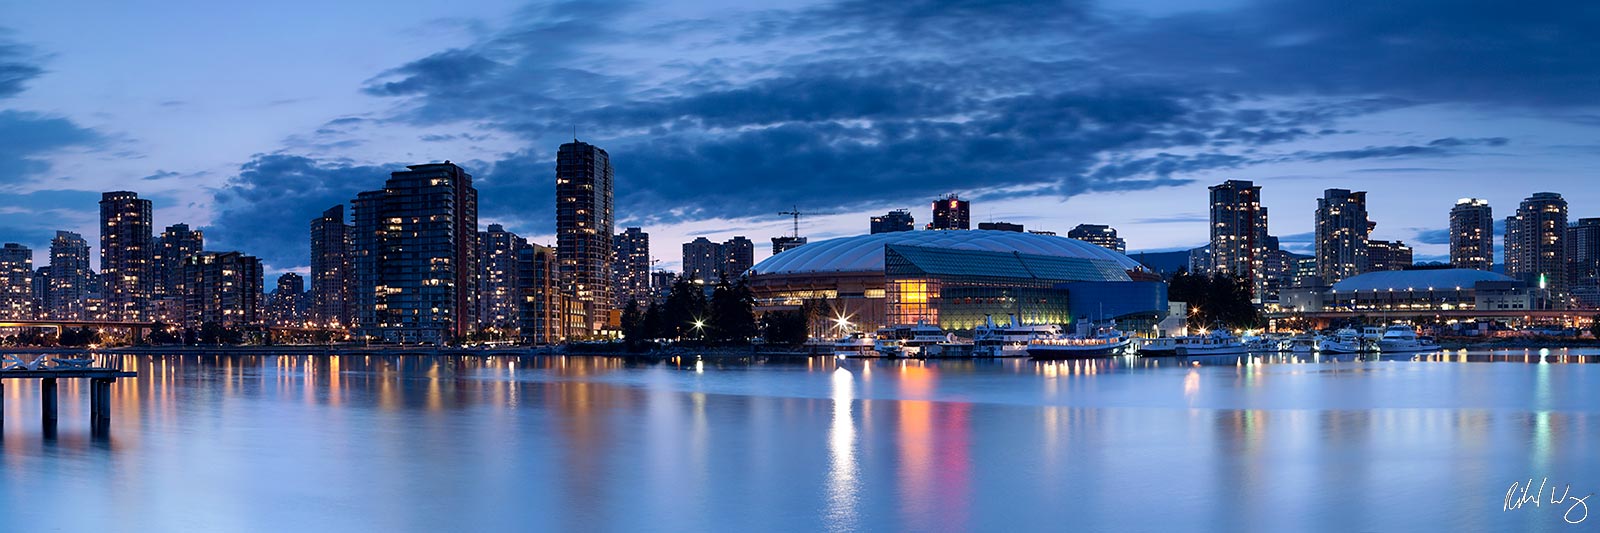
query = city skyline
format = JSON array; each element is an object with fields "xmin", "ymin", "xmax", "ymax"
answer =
[{"xmin": 0, "ymin": 1, "xmax": 1597, "ymax": 275}]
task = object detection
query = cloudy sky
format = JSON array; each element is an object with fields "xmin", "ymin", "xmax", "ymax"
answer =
[{"xmin": 1, "ymin": 0, "xmax": 1597, "ymax": 275}]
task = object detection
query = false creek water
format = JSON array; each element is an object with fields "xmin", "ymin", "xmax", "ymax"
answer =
[{"xmin": 3, "ymin": 349, "xmax": 1600, "ymax": 532}]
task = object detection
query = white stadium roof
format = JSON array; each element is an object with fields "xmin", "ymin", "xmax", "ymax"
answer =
[{"xmin": 748, "ymin": 229, "xmax": 1144, "ymax": 276}]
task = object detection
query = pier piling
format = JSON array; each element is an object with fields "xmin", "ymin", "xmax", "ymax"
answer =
[{"xmin": 41, "ymin": 377, "xmax": 57, "ymax": 421}]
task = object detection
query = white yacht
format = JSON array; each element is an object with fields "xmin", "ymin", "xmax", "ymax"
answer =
[
  {"xmin": 832, "ymin": 331, "xmax": 877, "ymax": 358},
  {"xmin": 901, "ymin": 321, "xmax": 957, "ymax": 358},
  {"xmin": 972, "ymin": 314, "xmax": 1062, "ymax": 358},
  {"xmin": 1317, "ymin": 328, "xmax": 1363, "ymax": 354},
  {"xmin": 1175, "ymin": 330, "xmax": 1248, "ymax": 356},
  {"xmin": 1027, "ymin": 323, "xmax": 1130, "ymax": 359},
  {"xmin": 1375, "ymin": 324, "xmax": 1440, "ymax": 353}
]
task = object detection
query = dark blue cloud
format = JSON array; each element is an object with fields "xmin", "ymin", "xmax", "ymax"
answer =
[
  {"xmin": 1106, "ymin": 0, "xmax": 1600, "ymax": 107},
  {"xmin": 206, "ymin": 155, "xmax": 392, "ymax": 268}
]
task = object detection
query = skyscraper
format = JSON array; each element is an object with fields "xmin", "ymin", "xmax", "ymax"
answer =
[
  {"xmin": 682, "ymin": 237, "xmax": 722, "ymax": 282},
  {"xmin": 182, "ymin": 251, "xmax": 263, "ymax": 328},
  {"xmin": 0, "ymin": 243, "xmax": 33, "ymax": 319},
  {"xmin": 1208, "ymin": 180, "xmax": 1269, "ymax": 296},
  {"xmin": 771, "ymin": 236, "xmax": 806, "ymax": 255},
  {"xmin": 723, "ymin": 236, "xmax": 754, "ymax": 277},
  {"xmin": 1567, "ymin": 218, "xmax": 1600, "ymax": 308},
  {"xmin": 871, "ymin": 210, "xmax": 915, "ymax": 234},
  {"xmin": 977, "ymin": 222, "xmax": 1025, "ymax": 232},
  {"xmin": 1449, "ymin": 198, "xmax": 1494, "ymax": 271},
  {"xmin": 1366, "ymin": 240, "xmax": 1414, "ymax": 272},
  {"xmin": 478, "ymin": 224, "xmax": 524, "ymax": 330},
  {"xmin": 517, "ymin": 243, "xmax": 565, "ymax": 344},
  {"xmin": 1067, "ymin": 224, "xmax": 1126, "ymax": 253},
  {"xmin": 683, "ymin": 236, "xmax": 755, "ymax": 282},
  {"xmin": 48, "ymin": 230, "xmax": 92, "ymax": 320},
  {"xmin": 100, "ymin": 191, "xmax": 154, "ymax": 320},
  {"xmin": 311, "ymin": 205, "xmax": 353, "ymax": 328},
  {"xmin": 352, "ymin": 162, "xmax": 480, "ymax": 343},
  {"xmin": 613, "ymin": 227, "xmax": 651, "ymax": 308},
  {"xmin": 154, "ymin": 223, "xmax": 203, "ymax": 298},
  {"xmin": 1314, "ymin": 188, "xmax": 1370, "ymax": 284},
  {"xmin": 1505, "ymin": 192, "xmax": 1568, "ymax": 300},
  {"xmin": 928, "ymin": 194, "xmax": 970, "ymax": 230},
  {"xmin": 265, "ymin": 272, "xmax": 306, "ymax": 326},
  {"xmin": 31, "ymin": 266, "xmax": 49, "ymax": 316},
  {"xmin": 556, "ymin": 140, "xmax": 614, "ymax": 338}
]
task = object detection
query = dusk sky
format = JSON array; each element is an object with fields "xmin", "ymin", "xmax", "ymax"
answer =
[{"xmin": 2, "ymin": 0, "xmax": 1598, "ymax": 274}]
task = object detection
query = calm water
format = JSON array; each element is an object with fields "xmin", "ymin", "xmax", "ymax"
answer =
[{"xmin": 3, "ymin": 350, "xmax": 1600, "ymax": 532}]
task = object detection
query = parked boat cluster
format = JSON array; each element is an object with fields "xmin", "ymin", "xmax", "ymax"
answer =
[{"xmin": 832, "ymin": 315, "xmax": 1440, "ymax": 360}]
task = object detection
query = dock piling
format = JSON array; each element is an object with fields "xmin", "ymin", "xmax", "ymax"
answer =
[{"xmin": 40, "ymin": 377, "xmax": 56, "ymax": 421}]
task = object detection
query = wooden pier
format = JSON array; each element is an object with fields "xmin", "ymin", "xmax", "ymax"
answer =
[{"xmin": 1, "ymin": 356, "xmax": 137, "ymax": 425}]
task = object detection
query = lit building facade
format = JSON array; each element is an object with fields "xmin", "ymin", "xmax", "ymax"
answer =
[
  {"xmin": 311, "ymin": 205, "xmax": 353, "ymax": 328},
  {"xmin": 352, "ymin": 162, "xmax": 480, "ymax": 343},
  {"xmin": 928, "ymin": 194, "xmax": 970, "ymax": 230},
  {"xmin": 724, "ymin": 236, "xmax": 754, "ymax": 276},
  {"xmin": 1067, "ymin": 224, "xmax": 1126, "ymax": 253},
  {"xmin": 1208, "ymin": 180, "xmax": 1270, "ymax": 298},
  {"xmin": 182, "ymin": 251, "xmax": 263, "ymax": 328},
  {"xmin": 153, "ymin": 223, "xmax": 203, "ymax": 323},
  {"xmin": 517, "ymin": 243, "xmax": 566, "ymax": 344},
  {"xmin": 100, "ymin": 191, "xmax": 155, "ymax": 321},
  {"xmin": 870, "ymin": 209, "xmax": 914, "ymax": 234},
  {"xmin": 478, "ymin": 224, "xmax": 524, "ymax": 330},
  {"xmin": 1366, "ymin": 239, "xmax": 1413, "ymax": 272},
  {"xmin": 265, "ymin": 272, "xmax": 306, "ymax": 326},
  {"xmin": 613, "ymin": 227, "xmax": 651, "ymax": 309},
  {"xmin": 556, "ymin": 141, "xmax": 614, "ymax": 339},
  {"xmin": 1505, "ymin": 192, "xmax": 1568, "ymax": 303},
  {"xmin": 683, "ymin": 236, "xmax": 755, "ymax": 282},
  {"xmin": 1314, "ymin": 188, "xmax": 1369, "ymax": 284},
  {"xmin": 1283, "ymin": 269, "xmax": 1528, "ymax": 313},
  {"xmin": 48, "ymin": 230, "xmax": 92, "ymax": 320},
  {"xmin": 1568, "ymin": 218, "xmax": 1600, "ymax": 308},
  {"xmin": 1449, "ymin": 198, "xmax": 1494, "ymax": 271},
  {"xmin": 771, "ymin": 236, "xmax": 806, "ymax": 255},
  {"xmin": 0, "ymin": 243, "xmax": 32, "ymax": 319}
]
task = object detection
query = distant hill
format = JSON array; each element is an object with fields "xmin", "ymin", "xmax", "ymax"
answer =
[{"xmin": 1128, "ymin": 249, "xmax": 1193, "ymax": 276}]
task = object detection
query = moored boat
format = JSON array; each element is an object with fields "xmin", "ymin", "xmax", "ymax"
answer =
[
  {"xmin": 973, "ymin": 314, "xmax": 1062, "ymax": 358},
  {"xmin": 1317, "ymin": 328, "xmax": 1363, "ymax": 354},
  {"xmin": 1175, "ymin": 330, "xmax": 1248, "ymax": 356},
  {"xmin": 1028, "ymin": 323, "xmax": 1130, "ymax": 360},
  {"xmin": 832, "ymin": 331, "xmax": 877, "ymax": 358},
  {"xmin": 1375, "ymin": 323, "xmax": 1439, "ymax": 353}
]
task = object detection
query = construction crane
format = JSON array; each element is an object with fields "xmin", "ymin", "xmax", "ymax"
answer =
[{"xmin": 778, "ymin": 205, "xmax": 837, "ymax": 239}]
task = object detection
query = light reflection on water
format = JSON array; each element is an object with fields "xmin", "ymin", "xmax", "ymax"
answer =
[{"xmin": 0, "ymin": 351, "xmax": 1598, "ymax": 531}]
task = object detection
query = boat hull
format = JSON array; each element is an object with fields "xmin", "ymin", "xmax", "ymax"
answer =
[
  {"xmin": 1176, "ymin": 345, "xmax": 1249, "ymax": 356},
  {"xmin": 1028, "ymin": 339, "xmax": 1130, "ymax": 360}
]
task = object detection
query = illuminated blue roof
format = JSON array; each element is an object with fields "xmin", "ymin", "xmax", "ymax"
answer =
[
  {"xmin": 749, "ymin": 230, "xmax": 1144, "ymax": 276},
  {"xmin": 1330, "ymin": 269, "xmax": 1514, "ymax": 292}
]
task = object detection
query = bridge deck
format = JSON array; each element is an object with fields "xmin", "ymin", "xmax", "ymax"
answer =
[{"xmin": 0, "ymin": 369, "xmax": 137, "ymax": 379}]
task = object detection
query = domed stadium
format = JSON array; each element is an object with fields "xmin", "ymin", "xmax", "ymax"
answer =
[
  {"xmin": 750, "ymin": 229, "xmax": 1145, "ymax": 276},
  {"xmin": 746, "ymin": 230, "xmax": 1167, "ymax": 334}
]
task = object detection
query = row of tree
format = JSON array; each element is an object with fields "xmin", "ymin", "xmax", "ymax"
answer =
[
  {"xmin": 620, "ymin": 275, "xmax": 760, "ymax": 348},
  {"xmin": 1167, "ymin": 270, "xmax": 1262, "ymax": 330}
]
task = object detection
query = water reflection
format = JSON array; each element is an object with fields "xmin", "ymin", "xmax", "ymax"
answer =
[
  {"xmin": 825, "ymin": 367, "xmax": 858, "ymax": 532},
  {"xmin": 0, "ymin": 351, "xmax": 1597, "ymax": 531}
]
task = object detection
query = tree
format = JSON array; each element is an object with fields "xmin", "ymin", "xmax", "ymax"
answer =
[
  {"xmin": 643, "ymin": 300, "xmax": 665, "ymax": 341},
  {"xmin": 662, "ymin": 277, "xmax": 708, "ymax": 340},
  {"xmin": 620, "ymin": 301, "xmax": 647, "ymax": 349},
  {"xmin": 147, "ymin": 322, "xmax": 181, "ymax": 345},
  {"xmin": 1167, "ymin": 271, "xmax": 1261, "ymax": 330},
  {"xmin": 709, "ymin": 275, "xmax": 758, "ymax": 344},
  {"xmin": 761, "ymin": 310, "xmax": 808, "ymax": 346},
  {"xmin": 1590, "ymin": 315, "xmax": 1600, "ymax": 339}
]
